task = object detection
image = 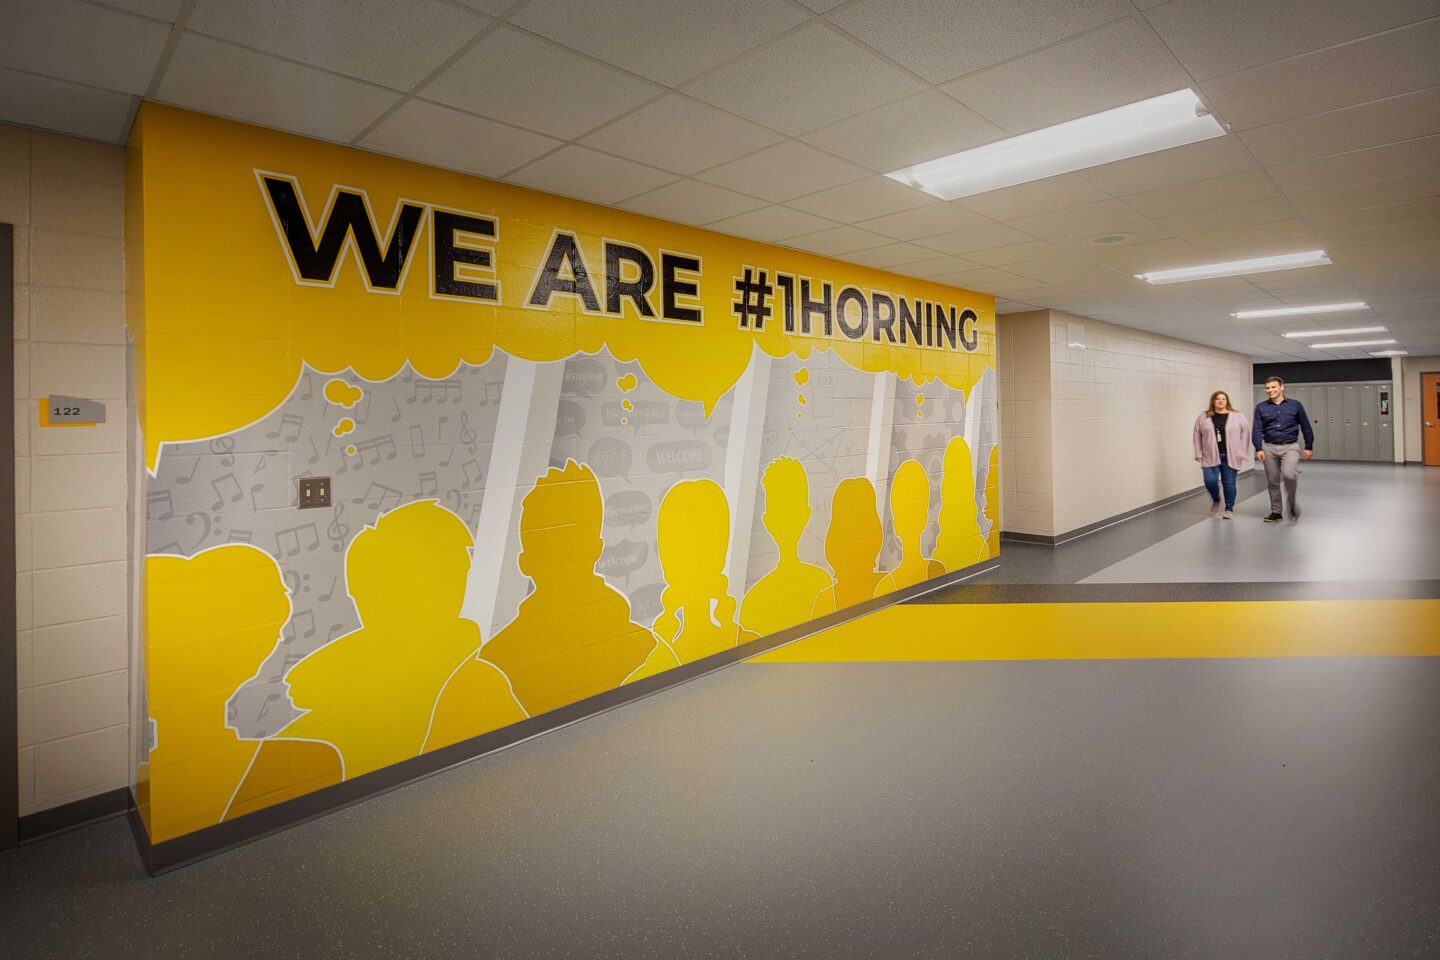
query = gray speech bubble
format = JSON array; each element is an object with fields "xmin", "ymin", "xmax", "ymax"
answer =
[
  {"xmin": 598, "ymin": 538, "xmax": 648, "ymax": 582},
  {"xmin": 602, "ymin": 400, "xmax": 668, "ymax": 429},
  {"xmin": 587, "ymin": 436, "xmax": 633, "ymax": 480},
  {"xmin": 604, "ymin": 489, "xmax": 652, "ymax": 530},
  {"xmin": 563, "ymin": 358, "xmax": 608, "ymax": 397},
  {"xmin": 556, "ymin": 399, "xmax": 587, "ymax": 438},
  {"xmin": 628, "ymin": 581, "xmax": 665, "ymax": 624},
  {"xmin": 675, "ymin": 402, "xmax": 709, "ymax": 432},
  {"xmin": 646, "ymin": 438, "xmax": 712, "ymax": 476}
]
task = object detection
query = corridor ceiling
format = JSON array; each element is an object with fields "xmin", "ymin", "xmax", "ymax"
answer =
[{"xmin": 3, "ymin": 0, "xmax": 1438, "ymax": 361}]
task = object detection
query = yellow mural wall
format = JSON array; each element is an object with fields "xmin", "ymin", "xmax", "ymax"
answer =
[{"xmin": 129, "ymin": 104, "xmax": 999, "ymax": 843}]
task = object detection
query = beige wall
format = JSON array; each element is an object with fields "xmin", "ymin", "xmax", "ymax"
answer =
[
  {"xmin": 999, "ymin": 309, "xmax": 1252, "ymax": 539},
  {"xmin": 1400, "ymin": 355, "xmax": 1440, "ymax": 463},
  {"xmin": 3, "ymin": 123, "xmax": 131, "ymax": 817}
]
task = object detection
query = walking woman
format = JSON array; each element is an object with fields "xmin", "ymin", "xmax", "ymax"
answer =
[{"xmin": 1193, "ymin": 391, "xmax": 1250, "ymax": 518}]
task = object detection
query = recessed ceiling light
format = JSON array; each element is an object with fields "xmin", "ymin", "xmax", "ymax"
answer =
[
  {"xmin": 1282, "ymin": 326, "xmax": 1387, "ymax": 338},
  {"xmin": 1370, "ymin": 350, "xmax": 1408, "ymax": 356},
  {"xmin": 1136, "ymin": 250, "xmax": 1330, "ymax": 284},
  {"xmin": 1307, "ymin": 339, "xmax": 1398, "ymax": 349},
  {"xmin": 886, "ymin": 89, "xmax": 1225, "ymax": 201},
  {"xmin": 1234, "ymin": 301, "xmax": 1368, "ymax": 319}
]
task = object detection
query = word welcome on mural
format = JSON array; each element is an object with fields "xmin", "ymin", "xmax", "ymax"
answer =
[{"xmin": 258, "ymin": 173, "xmax": 981, "ymax": 352}]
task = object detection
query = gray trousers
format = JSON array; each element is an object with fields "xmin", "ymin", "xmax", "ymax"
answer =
[{"xmin": 1263, "ymin": 442, "xmax": 1301, "ymax": 516}]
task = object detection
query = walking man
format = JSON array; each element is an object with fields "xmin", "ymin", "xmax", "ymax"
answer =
[{"xmin": 1253, "ymin": 376, "xmax": 1313, "ymax": 523}]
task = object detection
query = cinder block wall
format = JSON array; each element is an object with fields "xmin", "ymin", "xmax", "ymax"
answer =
[{"xmin": 3, "ymin": 122, "xmax": 131, "ymax": 817}]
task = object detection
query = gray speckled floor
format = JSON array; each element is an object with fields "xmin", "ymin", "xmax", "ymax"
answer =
[
  {"xmin": 3, "ymin": 657, "xmax": 1439, "ymax": 959},
  {"xmin": 4, "ymin": 462, "xmax": 1438, "ymax": 958}
]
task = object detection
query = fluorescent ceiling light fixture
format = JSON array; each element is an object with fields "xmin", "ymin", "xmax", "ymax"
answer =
[
  {"xmin": 1307, "ymin": 339, "xmax": 1398, "ymax": 349},
  {"xmin": 1136, "ymin": 250, "xmax": 1330, "ymax": 285},
  {"xmin": 1282, "ymin": 326, "xmax": 1387, "ymax": 339},
  {"xmin": 1233, "ymin": 301, "xmax": 1368, "ymax": 319},
  {"xmin": 886, "ymin": 89, "xmax": 1225, "ymax": 201},
  {"xmin": 1371, "ymin": 350, "xmax": 1408, "ymax": 356}
]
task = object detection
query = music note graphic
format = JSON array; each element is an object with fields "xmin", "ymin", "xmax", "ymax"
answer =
[
  {"xmin": 356, "ymin": 435, "xmax": 398, "ymax": 465},
  {"xmin": 226, "ymin": 529, "xmax": 253, "ymax": 544},
  {"xmin": 416, "ymin": 470, "xmax": 439, "ymax": 498},
  {"xmin": 410, "ymin": 424, "xmax": 426, "ymax": 457},
  {"xmin": 459, "ymin": 413, "xmax": 477, "ymax": 452},
  {"xmin": 318, "ymin": 576, "xmax": 338, "ymax": 602},
  {"xmin": 265, "ymin": 412, "xmax": 305, "ymax": 443},
  {"xmin": 209, "ymin": 436, "xmax": 236, "ymax": 467},
  {"xmin": 461, "ymin": 459, "xmax": 483, "ymax": 489},
  {"xmin": 146, "ymin": 489, "xmax": 174, "ymax": 521},
  {"xmin": 275, "ymin": 523, "xmax": 320, "ymax": 557},
  {"xmin": 479, "ymin": 381, "xmax": 502, "ymax": 406},
  {"xmin": 307, "ymin": 437, "xmax": 321, "ymax": 466},
  {"xmin": 299, "ymin": 372, "xmax": 314, "ymax": 401},
  {"xmin": 390, "ymin": 397, "xmax": 402, "ymax": 422},
  {"xmin": 352, "ymin": 481, "xmax": 403, "ymax": 511},
  {"xmin": 210, "ymin": 473, "xmax": 244, "ymax": 510},
  {"xmin": 249, "ymin": 482, "xmax": 266, "ymax": 511},
  {"xmin": 174, "ymin": 458, "xmax": 200, "ymax": 485}
]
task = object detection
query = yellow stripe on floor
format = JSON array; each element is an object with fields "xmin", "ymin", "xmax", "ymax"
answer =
[{"xmin": 749, "ymin": 600, "xmax": 1440, "ymax": 663}]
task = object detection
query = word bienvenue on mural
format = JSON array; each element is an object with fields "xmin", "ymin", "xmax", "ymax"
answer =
[{"xmin": 258, "ymin": 172, "xmax": 980, "ymax": 354}]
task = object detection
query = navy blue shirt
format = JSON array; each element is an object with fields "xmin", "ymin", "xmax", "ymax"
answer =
[{"xmin": 1252, "ymin": 397, "xmax": 1314, "ymax": 450}]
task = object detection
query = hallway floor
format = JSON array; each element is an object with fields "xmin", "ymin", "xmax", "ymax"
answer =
[{"xmin": 3, "ymin": 464, "xmax": 1437, "ymax": 959}]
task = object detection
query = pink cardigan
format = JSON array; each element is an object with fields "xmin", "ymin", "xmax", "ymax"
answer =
[{"xmin": 1193, "ymin": 411, "xmax": 1250, "ymax": 469}]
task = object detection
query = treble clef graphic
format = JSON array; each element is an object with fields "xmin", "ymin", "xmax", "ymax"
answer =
[
  {"xmin": 460, "ymin": 412, "xmax": 477, "ymax": 453},
  {"xmin": 327, "ymin": 503, "xmax": 349, "ymax": 553}
]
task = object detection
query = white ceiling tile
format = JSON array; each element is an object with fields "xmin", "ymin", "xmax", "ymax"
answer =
[
  {"xmin": 958, "ymin": 174, "xmax": 1112, "ymax": 221},
  {"xmin": 513, "ymin": 0, "xmax": 808, "ymax": 87},
  {"xmin": 581, "ymin": 96, "xmax": 784, "ymax": 176},
  {"xmin": 684, "ymin": 23, "xmax": 924, "ymax": 136},
  {"xmin": 452, "ymin": 0, "xmax": 514, "ymax": 15},
  {"xmin": 1319, "ymin": 218, "xmax": 1440, "ymax": 250},
  {"xmin": 705, "ymin": 205, "xmax": 841, "ymax": 243},
  {"xmin": 942, "ymin": 18, "xmax": 1189, "ymax": 134},
  {"xmin": 799, "ymin": 90, "xmax": 1003, "ymax": 173},
  {"xmin": 1305, "ymin": 197, "xmax": 1440, "ymax": 235},
  {"xmin": 0, "ymin": 67, "xmax": 135, "ymax": 144},
  {"xmin": 840, "ymin": 242, "xmax": 937, "ymax": 269},
  {"xmin": 103, "ymin": 0, "xmax": 185, "ymax": 20},
  {"xmin": 1007, "ymin": 200, "xmax": 1151, "ymax": 240},
  {"xmin": 785, "ymin": 175, "xmax": 935, "ymax": 222},
  {"xmin": 1068, "ymin": 238, "xmax": 1200, "ymax": 273},
  {"xmin": 361, "ymin": 100, "xmax": 560, "ymax": 179},
  {"xmin": 1078, "ymin": 137, "xmax": 1256, "ymax": 196},
  {"xmin": 1288, "ymin": 171, "xmax": 1440, "ymax": 217},
  {"xmin": 189, "ymin": 0, "xmax": 487, "ymax": 91},
  {"xmin": 855, "ymin": 203, "xmax": 991, "ymax": 241},
  {"xmin": 919, "ymin": 222, "xmax": 1033, "ymax": 256},
  {"xmin": 1155, "ymin": 198, "xmax": 1296, "ymax": 237},
  {"xmin": 797, "ymin": 0, "xmax": 847, "ymax": 10},
  {"xmin": 785, "ymin": 224, "xmax": 894, "ymax": 256},
  {"xmin": 1144, "ymin": 0, "xmax": 1439, "ymax": 82},
  {"xmin": 1186, "ymin": 219, "xmax": 1312, "ymax": 252},
  {"xmin": 0, "ymin": 0, "xmax": 169, "ymax": 94},
  {"xmin": 829, "ymin": 0, "xmax": 1130, "ymax": 85},
  {"xmin": 503, "ymin": 145, "xmax": 677, "ymax": 206},
  {"xmin": 1201, "ymin": 19, "xmax": 1440, "ymax": 131},
  {"xmin": 960, "ymin": 240, "xmax": 1064, "ymax": 267},
  {"xmin": 1122, "ymin": 170, "xmax": 1279, "ymax": 219},
  {"xmin": 621, "ymin": 179, "xmax": 768, "ymax": 226},
  {"xmin": 1267, "ymin": 135, "xmax": 1440, "ymax": 195},
  {"xmin": 1238, "ymin": 88, "xmax": 1440, "ymax": 167},
  {"xmin": 159, "ymin": 33, "xmax": 400, "ymax": 143},
  {"xmin": 695, "ymin": 141, "xmax": 869, "ymax": 202},
  {"xmin": 421, "ymin": 27, "xmax": 660, "ymax": 140},
  {"xmin": 891, "ymin": 255, "xmax": 985, "ymax": 280}
]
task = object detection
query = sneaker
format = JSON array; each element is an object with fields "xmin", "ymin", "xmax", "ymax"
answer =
[
  {"xmin": 1222, "ymin": 510, "xmax": 1234, "ymax": 519},
  {"xmin": 1209, "ymin": 501, "xmax": 1222, "ymax": 516},
  {"xmin": 1264, "ymin": 513, "xmax": 1284, "ymax": 523}
]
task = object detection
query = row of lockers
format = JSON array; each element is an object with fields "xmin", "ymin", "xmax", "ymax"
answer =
[{"xmin": 1250, "ymin": 380, "xmax": 1394, "ymax": 462}]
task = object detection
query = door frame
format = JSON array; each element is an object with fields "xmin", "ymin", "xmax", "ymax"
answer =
[
  {"xmin": 1423, "ymin": 371, "xmax": 1440, "ymax": 467},
  {"xmin": 2, "ymin": 223, "xmax": 17, "ymax": 850}
]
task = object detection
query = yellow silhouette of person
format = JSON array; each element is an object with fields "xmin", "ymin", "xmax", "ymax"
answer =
[
  {"xmin": 741, "ymin": 458, "xmax": 833, "ymax": 636},
  {"xmin": 649, "ymin": 478, "xmax": 755, "ymax": 665},
  {"xmin": 812, "ymin": 477, "xmax": 884, "ymax": 617},
  {"xmin": 875, "ymin": 459, "xmax": 944, "ymax": 597},
  {"xmin": 279, "ymin": 500, "xmax": 524, "ymax": 778},
  {"xmin": 446, "ymin": 460, "xmax": 657, "ymax": 718},
  {"xmin": 142, "ymin": 546, "xmax": 290, "ymax": 842},
  {"xmin": 933, "ymin": 436, "xmax": 987, "ymax": 572}
]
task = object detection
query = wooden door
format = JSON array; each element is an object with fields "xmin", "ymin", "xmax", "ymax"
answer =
[{"xmin": 1424, "ymin": 372, "xmax": 1440, "ymax": 466}]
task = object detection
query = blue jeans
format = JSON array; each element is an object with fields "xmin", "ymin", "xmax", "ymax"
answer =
[{"xmin": 1202, "ymin": 463, "xmax": 1238, "ymax": 510}]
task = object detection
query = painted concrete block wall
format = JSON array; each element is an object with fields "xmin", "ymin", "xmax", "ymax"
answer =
[
  {"xmin": 3, "ymin": 122, "xmax": 131, "ymax": 817},
  {"xmin": 999, "ymin": 308, "xmax": 1252, "ymax": 539},
  {"xmin": 1400, "ymin": 355, "xmax": 1440, "ymax": 462},
  {"xmin": 997, "ymin": 311, "xmax": 1053, "ymax": 536}
]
